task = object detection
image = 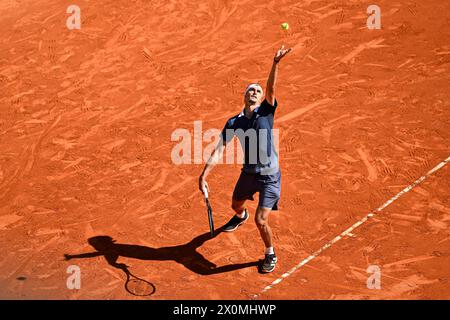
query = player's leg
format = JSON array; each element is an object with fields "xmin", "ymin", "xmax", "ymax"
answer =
[
  {"xmin": 256, "ymin": 171, "xmax": 281, "ymax": 273},
  {"xmin": 255, "ymin": 206, "xmax": 277, "ymax": 273},
  {"xmin": 223, "ymin": 198, "xmax": 250, "ymax": 232},
  {"xmin": 255, "ymin": 206, "xmax": 273, "ymax": 248},
  {"xmin": 231, "ymin": 198, "xmax": 246, "ymax": 216},
  {"xmin": 223, "ymin": 172, "xmax": 257, "ymax": 232}
]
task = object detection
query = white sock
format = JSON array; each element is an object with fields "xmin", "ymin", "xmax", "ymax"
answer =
[
  {"xmin": 236, "ymin": 209, "xmax": 246, "ymax": 218},
  {"xmin": 265, "ymin": 247, "xmax": 274, "ymax": 255}
]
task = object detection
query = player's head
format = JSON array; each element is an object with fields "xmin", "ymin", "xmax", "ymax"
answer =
[
  {"xmin": 88, "ymin": 236, "xmax": 116, "ymax": 250},
  {"xmin": 244, "ymin": 83, "xmax": 263, "ymax": 106}
]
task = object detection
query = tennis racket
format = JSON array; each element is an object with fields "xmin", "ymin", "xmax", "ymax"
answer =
[
  {"xmin": 203, "ymin": 187, "xmax": 215, "ymax": 238},
  {"xmin": 124, "ymin": 268, "xmax": 156, "ymax": 297}
]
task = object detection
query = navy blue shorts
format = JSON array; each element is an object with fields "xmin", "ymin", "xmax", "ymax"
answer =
[{"xmin": 232, "ymin": 170, "xmax": 281, "ymax": 210}]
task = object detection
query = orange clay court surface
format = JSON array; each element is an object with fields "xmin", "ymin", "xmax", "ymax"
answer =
[{"xmin": 0, "ymin": 0, "xmax": 449, "ymax": 299}]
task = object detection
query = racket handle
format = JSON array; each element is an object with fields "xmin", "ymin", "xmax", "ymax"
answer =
[{"xmin": 203, "ymin": 187, "xmax": 209, "ymax": 199}]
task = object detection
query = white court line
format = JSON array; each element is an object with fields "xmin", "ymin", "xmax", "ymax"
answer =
[{"xmin": 260, "ymin": 155, "xmax": 450, "ymax": 295}]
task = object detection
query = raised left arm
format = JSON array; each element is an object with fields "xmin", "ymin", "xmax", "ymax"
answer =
[{"xmin": 266, "ymin": 45, "xmax": 292, "ymax": 106}]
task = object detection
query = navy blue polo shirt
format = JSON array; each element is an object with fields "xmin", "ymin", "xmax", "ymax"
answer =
[{"xmin": 221, "ymin": 98, "xmax": 279, "ymax": 175}]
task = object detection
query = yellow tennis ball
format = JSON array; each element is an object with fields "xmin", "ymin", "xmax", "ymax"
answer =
[{"xmin": 281, "ymin": 22, "xmax": 289, "ymax": 30}]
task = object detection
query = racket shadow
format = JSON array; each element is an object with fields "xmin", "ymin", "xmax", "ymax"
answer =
[
  {"xmin": 64, "ymin": 225, "xmax": 259, "ymax": 280},
  {"xmin": 117, "ymin": 264, "xmax": 156, "ymax": 297}
]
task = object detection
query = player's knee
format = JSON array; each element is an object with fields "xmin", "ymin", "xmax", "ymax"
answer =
[{"xmin": 255, "ymin": 216, "xmax": 268, "ymax": 229}]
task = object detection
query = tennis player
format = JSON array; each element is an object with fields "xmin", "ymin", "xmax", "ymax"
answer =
[{"xmin": 199, "ymin": 45, "xmax": 291, "ymax": 273}]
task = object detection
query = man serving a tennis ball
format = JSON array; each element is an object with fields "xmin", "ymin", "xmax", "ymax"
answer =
[{"xmin": 199, "ymin": 45, "xmax": 292, "ymax": 273}]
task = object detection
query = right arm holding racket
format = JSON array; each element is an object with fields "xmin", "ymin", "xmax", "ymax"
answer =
[
  {"xmin": 199, "ymin": 138, "xmax": 229, "ymax": 237},
  {"xmin": 199, "ymin": 139, "xmax": 227, "ymax": 195}
]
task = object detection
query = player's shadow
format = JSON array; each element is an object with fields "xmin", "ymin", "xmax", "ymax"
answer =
[{"xmin": 64, "ymin": 227, "xmax": 259, "ymax": 275}]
